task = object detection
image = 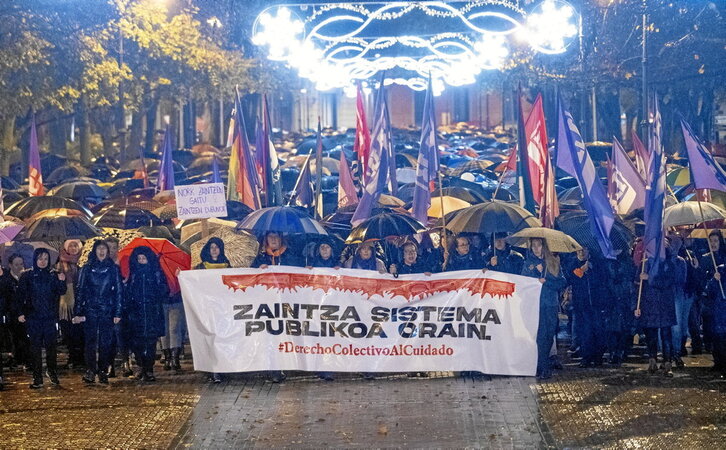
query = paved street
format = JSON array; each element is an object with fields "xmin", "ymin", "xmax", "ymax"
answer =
[{"xmin": 0, "ymin": 350, "xmax": 724, "ymax": 449}]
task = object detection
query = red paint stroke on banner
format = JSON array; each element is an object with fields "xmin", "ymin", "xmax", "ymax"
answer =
[{"xmin": 221, "ymin": 272, "xmax": 515, "ymax": 301}]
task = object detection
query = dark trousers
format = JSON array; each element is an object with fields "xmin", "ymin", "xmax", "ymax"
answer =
[
  {"xmin": 537, "ymin": 303, "xmax": 559, "ymax": 376},
  {"xmin": 110, "ymin": 322, "xmax": 130, "ymax": 364},
  {"xmin": 645, "ymin": 327, "xmax": 673, "ymax": 362},
  {"xmin": 59, "ymin": 319, "xmax": 84, "ymax": 366},
  {"xmin": 8, "ymin": 321, "xmax": 30, "ymax": 366},
  {"xmin": 608, "ymin": 331, "xmax": 631, "ymax": 363},
  {"xmin": 133, "ymin": 337, "xmax": 157, "ymax": 373},
  {"xmin": 713, "ymin": 333, "xmax": 726, "ymax": 372},
  {"xmin": 83, "ymin": 315, "xmax": 115, "ymax": 374},
  {"xmin": 27, "ymin": 319, "xmax": 58, "ymax": 381},
  {"xmin": 576, "ymin": 309, "xmax": 604, "ymax": 364},
  {"xmin": 689, "ymin": 297, "xmax": 703, "ymax": 352}
]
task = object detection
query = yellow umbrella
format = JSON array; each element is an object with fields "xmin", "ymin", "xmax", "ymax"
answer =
[
  {"xmin": 179, "ymin": 217, "xmax": 238, "ymax": 242},
  {"xmin": 425, "ymin": 196, "xmax": 471, "ymax": 218},
  {"xmin": 667, "ymin": 167, "xmax": 690, "ymax": 187}
]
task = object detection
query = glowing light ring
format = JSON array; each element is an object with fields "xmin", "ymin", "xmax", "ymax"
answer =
[{"xmin": 252, "ymin": 1, "xmax": 579, "ymax": 93}]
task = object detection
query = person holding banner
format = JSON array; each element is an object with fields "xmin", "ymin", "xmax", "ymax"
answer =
[
  {"xmin": 521, "ymin": 238, "xmax": 567, "ymax": 380},
  {"xmin": 307, "ymin": 241, "xmax": 340, "ymax": 269},
  {"xmin": 344, "ymin": 241, "xmax": 386, "ymax": 273},
  {"xmin": 483, "ymin": 233, "xmax": 524, "ymax": 275},
  {"xmin": 252, "ymin": 232, "xmax": 300, "ymax": 268},
  {"xmin": 707, "ymin": 265, "xmax": 726, "ymax": 379},
  {"xmin": 445, "ymin": 236, "xmax": 480, "ymax": 272},
  {"xmin": 124, "ymin": 246, "xmax": 169, "ymax": 382},
  {"xmin": 196, "ymin": 237, "xmax": 231, "ymax": 383},
  {"xmin": 390, "ymin": 242, "xmax": 431, "ymax": 276}
]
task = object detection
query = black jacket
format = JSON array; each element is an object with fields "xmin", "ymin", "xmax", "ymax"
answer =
[
  {"xmin": 75, "ymin": 254, "xmax": 123, "ymax": 319},
  {"xmin": 482, "ymin": 245, "xmax": 524, "ymax": 275},
  {"xmin": 0, "ymin": 269, "xmax": 21, "ymax": 320},
  {"xmin": 445, "ymin": 251, "xmax": 480, "ymax": 272},
  {"xmin": 124, "ymin": 247, "xmax": 169, "ymax": 339},
  {"xmin": 16, "ymin": 250, "xmax": 67, "ymax": 322},
  {"xmin": 397, "ymin": 260, "xmax": 430, "ymax": 274}
]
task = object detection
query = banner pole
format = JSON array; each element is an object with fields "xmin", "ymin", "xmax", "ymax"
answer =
[
  {"xmin": 697, "ymin": 198, "xmax": 724, "ymax": 296},
  {"xmin": 635, "ymin": 257, "xmax": 647, "ymax": 317},
  {"xmin": 437, "ymin": 170, "xmax": 449, "ymax": 271}
]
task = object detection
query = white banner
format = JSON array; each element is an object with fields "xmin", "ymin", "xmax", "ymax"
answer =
[
  {"xmin": 179, "ymin": 266, "xmax": 542, "ymax": 376},
  {"xmin": 174, "ymin": 183, "xmax": 227, "ymax": 220}
]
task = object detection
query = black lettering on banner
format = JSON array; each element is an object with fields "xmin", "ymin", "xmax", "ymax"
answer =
[
  {"xmin": 319, "ymin": 305, "xmax": 339, "ymax": 321},
  {"xmin": 233, "ymin": 304, "xmax": 253, "ymax": 320},
  {"xmin": 370, "ymin": 306, "xmax": 389, "ymax": 322}
]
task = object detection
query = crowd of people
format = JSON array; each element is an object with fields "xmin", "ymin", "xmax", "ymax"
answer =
[{"xmin": 1, "ymin": 220, "xmax": 724, "ymax": 389}]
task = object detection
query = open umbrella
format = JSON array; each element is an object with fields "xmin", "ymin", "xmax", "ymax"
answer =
[
  {"xmin": 93, "ymin": 206, "xmax": 162, "ymax": 229},
  {"xmin": 346, "ymin": 213, "xmax": 426, "ymax": 244},
  {"xmin": 449, "ymin": 159, "xmax": 494, "ymax": 176},
  {"xmin": 507, "ymin": 227, "xmax": 582, "ymax": 253},
  {"xmin": 23, "ymin": 216, "xmax": 101, "ymax": 242},
  {"xmin": 2, "ymin": 241, "xmax": 59, "ymax": 267},
  {"xmin": 555, "ymin": 211, "xmax": 634, "ymax": 258},
  {"xmin": 152, "ymin": 204, "xmax": 178, "ymax": 221},
  {"xmin": 446, "ymin": 201, "xmax": 541, "ymax": 235},
  {"xmin": 438, "ymin": 187, "xmax": 488, "ymax": 204},
  {"xmin": 78, "ymin": 229, "xmax": 142, "ymax": 266},
  {"xmin": 238, "ymin": 206, "xmax": 327, "ymax": 237},
  {"xmin": 179, "ymin": 217, "xmax": 238, "ymax": 243},
  {"xmin": 666, "ymin": 167, "xmax": 690, "ymax": 188},
  {"xmin": 425, "ymin": 196, "xmax": 471, "ymax": 219},
  {"xmin": 0, "ymin": 219, "xmax": 25, "ymax": 244},
  {"xmin": 137, "ymin": 225, "xmax": 176, "ymax": 241},
  {"xmin": 48, "ymin": 181, "xmax": 108, "ymax": 203},
  {"xmin": 7, "ymin": 196, "xmax": 92, "ymax": 220},
  {"xmin": 118, "ymin": 237, "xmax": 190, "ymax": 294},
  {"xmin": 664, "ymin": 201, "xmax": 726, "ymax": 228},
  {"xmin": 190, "ymin": 227, "xmax": 259, "ymax": 268}
]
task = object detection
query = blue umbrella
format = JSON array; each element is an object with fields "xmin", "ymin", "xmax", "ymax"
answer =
[{"xmin": 237, "ymin": 206, "xmax": 327, "ymax": 236}]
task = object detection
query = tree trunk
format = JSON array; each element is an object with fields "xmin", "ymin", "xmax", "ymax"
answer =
[
  {"xmin": 128, "ymin": 111, "xmax": 144, "ymax": 161},
  {"xmin": 48, "ymin": 113, "xmax": 67, "ymax": 157},
  {"xmin": 144, "ymin": 95, "xmax": 159, "ymax": 152},
  {"xmin": 0, "ymin": 117, "xmax": 17, "ymax": 176},
  {"xmin": 78, "ymin": 102, "xmax": 91, "ymax": 165}
]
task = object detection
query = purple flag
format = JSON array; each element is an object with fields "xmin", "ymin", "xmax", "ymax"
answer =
[
  {"xmin": 291, "ymin": 154, "xmax": 314, "ymax": 208},
  {"xmin": 28, "ymin": 116, "xmax": 44, "ymax": 196},
  {"xmin": 338, "ymin": 150, "xmax": 358, "ymax": 208},
  {"xmin": 610, "ymin": 137, "xmax": 646, "ymax": 215},
  {"xmin": 211, "ymin": 155, "xmax": 221, "ymax": 184},
  {"xmin": 555, "ymin": 94, "xmax": 615, "ymax": 259},
  {"xmin": 681, "ymin": 118, "xmax": 726, "ymax": 192},
  {"xmin": 411, "ymin": 77, "xmax": 438, "ymax": 224},
  {"xmin": 643, "ymin": 93, "xmax": 666, "ymax": 275},
  {"xmin": 351, "ymin": 79, "xmax": 391, "ymax": 226},
  {"xmin": 157, "ymin": 126, "xmax": 175, "ymax": 191}
]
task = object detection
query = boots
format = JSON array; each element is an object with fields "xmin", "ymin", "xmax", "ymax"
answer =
[
  {"xmin": 122, "ymin": 358, "xmax": 134, "ymax": 378},
  {"xmin": 162, "ymin": 349, "xmax": 172, "ymax": 371},
  {"xmin": 648, "ymin": 358, "xmax": 658, "ymax": 374},
  {"xmin": 144, "ymin": 367, "xmax": 156, "ymax": 382},
  {"xmin": 172, "ymin": 347, "xmax": 182, "ymax": 373},
  {"xmin": 663, "ymin": 361, "xmax": 673, "ymax": 377}
]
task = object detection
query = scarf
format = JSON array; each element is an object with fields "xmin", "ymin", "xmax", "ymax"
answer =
[
  {"xmin": 203, "ymin": 261, "xmax": 230, "ymax": 270},
  {"xmin": 351, "ymin": 254, "xmax": 377, "ymax": 271},
  {"xmin": 265, "ymin": 245, "xmax": 287, "ymax": 266}
]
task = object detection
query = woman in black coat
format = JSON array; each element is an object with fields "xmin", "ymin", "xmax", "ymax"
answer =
[
  {"xmin": 73, "ymin": 240, "xmax": 123, "ymax": 384},
  {"xmin": 16, "ymin": 248, "xmax": 67, "ymax": 388},
  {"xmin": 124, "ymin": 246, "xmax": 169, "ymax": 381}
]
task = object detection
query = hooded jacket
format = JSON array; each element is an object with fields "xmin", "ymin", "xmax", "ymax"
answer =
[
  {"xmin": 74, "ymin": 241, "xmax": 123, "ymax": 318},
  {"xmin": 16, "ymin": 248, "xmax": 67, "ymax": 321},
  {"xmin": 124, "ymin": 246, "xmax": 169, "ymax": 339},
  {"xmin": 195, "ymin": 237, "xmax": 232, "ymax": 269}
]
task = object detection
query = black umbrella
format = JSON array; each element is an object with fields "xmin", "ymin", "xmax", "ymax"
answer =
[
  {"xmin": 48, "ymin": 181, "xmax": 109, "ymax": 203},
  {"xmin": 325, "ymin": 206, "xmax": 395, "ymax": 225},
  {"xmin": 346, "ymin": 213, "xmax": 426, "ymax": 244},
  {"xmin": 187, "ymin": 155, "xmax": 228, "ymax": 176},
  {"xmin": 46, "ymin": 164, "xmax": 89, "ymax": 187},
  {"xmin": 1, "ymin": 176, "xmax": 21, "ymax": 191},
  {"xmin": 6, "ymin": 196, "xmax": 92, "ymax": 220},
  {"xmin": 445, "ymin": 201, "xmax": 541, "ymax": 235},
  {"xmin": 438, "ymin": 186, "xmax": 488, "ymax": 204},
  {"xmin": 108, "ymin": 178, "xmax": 147, "ymax": 198},
  {"xmin": 23, "ymin": 216, "xmax": 101, "ymax": 242},
  {"xmin": 223, "ymin": 201, "xmax": 254, "ymax": 221},
  {"xmin": 93, "ymin": 207, "xmax": 162, "ymax": 229},
  {"xmin": 555, "ymin": 211, "xmax": 635, "ymax": 259},
  {"xmin": 237, "ymin": 206, "xmax": 327, "ymax": 237}
]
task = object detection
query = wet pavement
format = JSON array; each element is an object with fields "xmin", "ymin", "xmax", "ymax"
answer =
[{"xmin": 0, "ymin": 349, "xmax": 724, "ymax": 448}]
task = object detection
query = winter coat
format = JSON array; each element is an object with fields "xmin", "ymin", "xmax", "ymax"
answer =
[
  {"xmin": 706, "ymin": 265, "xmax": 726, "ymax": 335},
  {"xmin": 124, "ymin": 266, "xmax": 169, "ymax": 339},
  {"xmin": 445, "ymin": 251, "xmax": 480, "ymax": 272},
  {"xmin": 396, "ymin": 259, "xmax": 430, "ymax": 274},
  {"xmin": 697, "ymin": 250, "xmax": 726, "ymax": 296},
  {"xmin": 0, "ymin": 269, "xmax": 20, "ymax": 321},
  {"xmin": 564, "ymin": 257, "xmax": 606, "ymax": 314},
  {"xmin": 16, "ymin": 251, "xmax": 67, "ymax": 322},
  {"xmin": 482, "ymin": 245, "xmax": 524, "ymax": 275},
  {"xmin": 521, "ymin": 254, "xmax": 567, "ymax": 309},
  {"xmin": 310, "ymin": 256, "xmax": 338, "ymax": 268},
  {"xmin": 605, "ymin": 256, "xmax": 636, "ymax": 332},
  {"xmin": 639, "ymin": 258, "xmax": 678, "ymax": 328},
  {"xmin": 344, "ymin": 256, "xmax": 386, "ymax": 272},
  {"xmin": 74, "ymin": 259, "xmax": 123, "ymax": 319},
  {"xmin": 252, "ymin": 249, "xmax": 301, "ymax": 268}
]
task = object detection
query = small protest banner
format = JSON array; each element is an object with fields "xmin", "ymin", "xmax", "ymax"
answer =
[
  {"xmin": 175, "ymin": 183, "xmax": 227, "ymax": 220},
  {"xmin": 179, "ymin": 266, "xmax": 542, "ymax": 376}
]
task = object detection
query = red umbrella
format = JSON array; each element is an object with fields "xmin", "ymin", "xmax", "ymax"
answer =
[{"xmin": 118, "ymin": 237, "xmax": 190, "ymax": 295}]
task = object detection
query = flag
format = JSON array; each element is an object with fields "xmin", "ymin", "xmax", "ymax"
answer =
[
  {"xmin": 541, "ymin": 156, "xmax": 559, "ymax": 228},
  {"xmin": 256, "ymin": 95, "xmax": 282, "ymax": 206},
  {"xmin": 227, "ymin": 89, "xmax": 261, "ymax": 209},
  {"xmin": 504, "ymin": 146, "xmax": 517, "ymax": 172},
  {"xmin": 632, "ymin": 132, "xmax": 649, "ymax": 181},
  {"xmin": 376, "ymin": 75, "xmax": 397, "ymax": 196},
  {"xmin": 681, "ymin": 118, "xmax": 726, "ymax": 192},
  {"xmin": 315, "ymin": 118, "xmax": 324, "ymax": 219},
  {"xmin": 211, "ymin": 155, "xmax": 221, "ymax": 184},
  {"xmin": 290, "ymin": 154, "xmax": 314, "ymax": 207},
  {"xmin": 643, "ymin": 93, "xmax": 667, "ymax": 275},
  {"xmin": 555, "ymin": 94, "xmax": 615, "ymax": 259},
  {"xmin": 523, "ymin": 93, "xmax": 558, "ymax": 227},
  {"xmin": 353, "ymin": 83, "xmax": 371, "ymax": 185},
  {"xmin": 351, "ymin": 80, "xmax": 392, "ymax": 226},
  {"xmin": 28, "ymin": 115, "xmax": 44, "ymax": 197},
  {"xmin": 157, "ymin": 126, "xmax": 175, "ymax": 192},
  {"xmin": 338, "ymin": 150, "xmax": 358, "ymax": 208},
  {"xmin": 411, "ymin": 77, "xmax": 439, "ymax": 224},
  {"xmin": 609, "ymin": 137, "xmax": 646, "ymax": 215},
  {"xmin": 516, "ymin": 89, "xmax": 536, "ymax": 214}
]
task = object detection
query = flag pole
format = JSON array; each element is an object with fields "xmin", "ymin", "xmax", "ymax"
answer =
[
  {"xmin": 437, "ymin": 170, "xmax": 449, "ymax": 270},
  {"xmin": 635, "ymin": 257, "xmax": 647, "ymax": 317},
  {"xmin": 492, "ymin": 166, "xmax": 509, "ymax": 200},
  {"xmin": 287, "ymin": 152, "xmax": 313, "ymax": 206},
  {"xmin": 697, "ymin": 197, "xmax": 724, "ymax": 296},
  {"xmin": 315, "ymin": 116, "xmax": 323, "ymax": 219}
]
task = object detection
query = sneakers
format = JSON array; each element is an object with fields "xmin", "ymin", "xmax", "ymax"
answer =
[
  {"xmin": 648, "ymin": 358, "xmax": 658, "ymax": 374},
  {"xmin": 98, "ymin": 373, "xmax": 109, "ymax": 384},
  {"xmin": 82, "ymin": 371, "xmax": 96, "ymax": 384},
  {"xmin": 144, "ymin": 372, "xmax": 156, "ymax": 382},
  {"xmin": 210, "ymin": 373, "xmax": 223, "ymax": 384},
  {"xmin": 46, "ymin": 370, "xmax": 60, "ymax": 386},
  {"xmin": 662, "ymin": 362, "xmax": 674, "ymax": 378},
  {"xmin": 122, "ymin": 363, "xmax": 134, "ymax": 378},
  {"xmin": 30, "ymin": 379, "xmax": 43, "ymax": 389}
]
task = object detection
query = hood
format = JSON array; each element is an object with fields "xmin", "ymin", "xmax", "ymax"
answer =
[
  {"xmin": 32, "ymin": 248, "xmax": 52, "ymax": 271},
  {"xmin": 200, "ymin": 237, "xmax": 229, "ymax": 264}
]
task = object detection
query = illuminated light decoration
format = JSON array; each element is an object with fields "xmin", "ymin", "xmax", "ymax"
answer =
[{"xmin": 252, "ymin": 1, "xmax": 579, "ymax": 93}]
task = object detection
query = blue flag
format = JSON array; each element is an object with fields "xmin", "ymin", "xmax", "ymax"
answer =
[
  {"xmin": 681, "ymin": 117, "xmax": 726, "ymax": 192},
  {"xmin": 643, "ymin": 93, "xmax": 667, "ymax": 275},
  {"xmin": 157, "ymin": 125, "xmax": 175, "ymax": 192},
  {"xmin": 411, "ymin": 77, "xmax": 438, "ymax": 224},
  {"xmin": 555, "ymin": 94, "xmax": 615, "ymax": 259},
  {"xmin": 291, "ymin": 154, "xmax": 314, "ymax": 208},
  {"xmin": 351, "ymin": 77, "xmax": 391, "ymax": 226},
  {"xmin": 211, "ymin": 155, "xmax": 221, "ymax": 184}
]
